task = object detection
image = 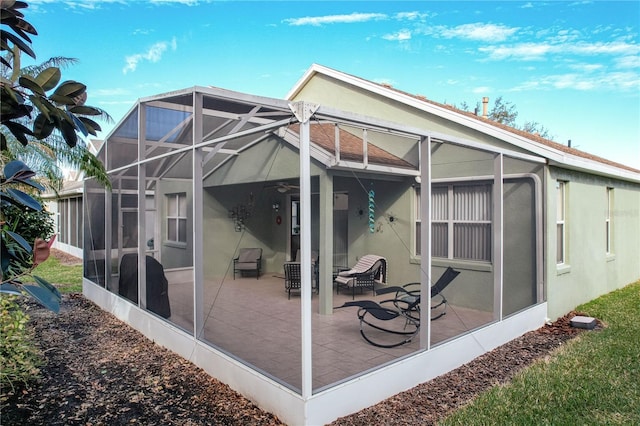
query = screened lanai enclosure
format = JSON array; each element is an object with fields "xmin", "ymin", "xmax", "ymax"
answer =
[{"xmin": 83, "ymin": 86, "xmax": 547, "ymax": 425}]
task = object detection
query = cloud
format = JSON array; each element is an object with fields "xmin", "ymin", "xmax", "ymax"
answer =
[
  {"xmin": 149, "ymin": 0, "xmax": 200, "ymax": 4},
  {"xmin": 122, "ymin": 37, "xmax": 177, "ymax": 74},
  {"xmin": 512, "ymin": 71, "xmax": 639, "ymax": 92},
  {"xmin": 480, "ymin": 40, "xmax": 640, "ymax": 61},
  {"xmin": 615, "ymin": 55, "xmax": 640, "ymax": 69},
  {"xmin": 472, "ymin": 86, "xmax": 492, "ymax": 94},
  {"xmin": 382, "ymin": 30, "xmax": 412, "ymax": 42},
  {"xmin": 283, "ymin": 12, "xmax": 387, "ymax": 26},
  {"xmin": 394, "ymin": 11, "xmax": 430, "ymax": 21},
  {"xmin": 480, "ymin": 43, "xmax": 553, "ymax": 60},
  {"xmin": 439, "ymin": 23, "xmax": 519, "ymax": 42}
]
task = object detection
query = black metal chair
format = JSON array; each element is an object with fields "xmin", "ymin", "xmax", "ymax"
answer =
[
  {"xmin": 384, "ymin": 266, "xmax": 461, "ymax": 321},
  {"xmin": 336, "ymin": 267, "xmax": 460, "ymax": 348},
  {"xmin": 284, "ymin": 262, "xmax": 302, "ymax": 299}
]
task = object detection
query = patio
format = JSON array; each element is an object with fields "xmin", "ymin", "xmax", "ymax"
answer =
[{"xmin": 165, "ymin": 273, "xmax": 493, "ymax": 391}]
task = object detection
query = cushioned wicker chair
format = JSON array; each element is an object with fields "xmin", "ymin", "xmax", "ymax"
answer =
[{"xmin": 233, "ymin": 248, "xmax": 262, "ymax": 279}]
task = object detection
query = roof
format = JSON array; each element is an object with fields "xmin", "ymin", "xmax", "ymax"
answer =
[
  {"xmin": 290, "ymin": 123, "xmax": 414, "ymax": 169},
  {"xmin": 287, "ymin": 64, "xmax": 640, "ymax": 182}
]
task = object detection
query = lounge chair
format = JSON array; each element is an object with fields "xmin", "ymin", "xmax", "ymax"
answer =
[
  {"xmin": 335, "ymin": 254, "xmax": 387, "ymax": 299},
  {"xmin": 382, "ymin": 266, "xmax": 461, "ymax": 321},
  {"xmin": 336, "ymin": 267, "xmax": 460, "ymax": 348},
  {"xmin": 233, "ymin": 248, "xmax": 262, "ymax": 279}
]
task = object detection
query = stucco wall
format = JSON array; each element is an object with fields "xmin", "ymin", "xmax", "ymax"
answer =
[
  {"xmin": 202, "ymin": 138, "xmax": 325, "ymax": 278},
  {"xmin": 546, "ymin": 167, "xmax": 640, "ymax": 319},
  {"xmin": 159, "ymin": 179, "xmax": 194, "ymax": 270},
  {"xmin": 292, "ymin": 74, "xmax": 533, "ymax": 158}
]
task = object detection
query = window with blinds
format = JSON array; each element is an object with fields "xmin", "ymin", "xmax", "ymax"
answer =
[{"xmin": 430, "ymin": 183, "xmax": 492, "ymax": 262}]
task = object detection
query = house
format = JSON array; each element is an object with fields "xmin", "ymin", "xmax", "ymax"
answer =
[
  {"xmin": 286, "ymin": 64, "xmax": 640, "ymax": 320},
  {"xmin": 82, "ymin": 67, "xmax": 640, "ymax": 425},
  {"xmin": 43, "ymin": 139, "xmax": 103, "ymax": 259}
]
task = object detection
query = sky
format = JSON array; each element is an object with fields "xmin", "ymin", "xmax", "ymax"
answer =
[{"xmin": 21, "ymin": 0, "xmax": 640, "ymax": 169}]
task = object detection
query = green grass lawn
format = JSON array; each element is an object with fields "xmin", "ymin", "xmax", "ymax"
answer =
[
  {"xmin": 442, "ymin": 280, "xmax": 640, "ymax": 426},
  {"xmin": 31, "ymin": 255, "xmax": 83, "ymax": 294}
]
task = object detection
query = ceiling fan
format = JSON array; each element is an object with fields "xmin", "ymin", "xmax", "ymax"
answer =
[{"xmin": 265, "ymin": 182, "xmax": 300, "ymax": 193}]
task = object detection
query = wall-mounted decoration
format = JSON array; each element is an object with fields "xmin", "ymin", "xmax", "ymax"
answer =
[
  {"xmin": 368, "ymin": 188, "xmax": 375, "ymax": 233},
  {"xmin": 228, "ymin": 193, "xmax": 254, "ymax": 231}
]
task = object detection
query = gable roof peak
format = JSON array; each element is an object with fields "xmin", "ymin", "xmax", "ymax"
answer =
[{"xmin": 290, "ymin": 64, "xmax": 639, "ymax": 177}]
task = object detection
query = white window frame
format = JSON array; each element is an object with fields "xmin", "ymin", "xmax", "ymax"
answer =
[
  {"xmin": 556, "ymin": 181, "xmax": 567, "ymax": 265},
  {"xmin": 427, "ymin": 182, "xmax": 492, "ymax": 262},
  {"xmin": 606, "ymin": 187, "xmax": 613, "ymax": 255},
  {"xmin": 166, "ymin": 192, "xmax": 187, "ymax": 245},
  {"xmin": 414, "ymin": 188, "xmax": 421, "ymax": 256}
]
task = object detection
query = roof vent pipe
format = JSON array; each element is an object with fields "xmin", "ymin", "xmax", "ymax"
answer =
[
  {"xmin": 482, "ymin": 97, "xmax": 489, "ymax": 118},
  {"xmin": 568, "ymin": 139, "xmax": 572, "ymax": 148}
]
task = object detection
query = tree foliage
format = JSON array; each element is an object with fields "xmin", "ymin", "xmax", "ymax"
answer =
[
  {"xmin": 3, "ymin": 56, "xmax": 112, "ymax": 190},
  {"xmin": 0, "ymin": 0, "xmax": 108, "ymax": 312},
  {"xmin": 455, "ymin": 96, "xmax": 553, "ymax": 140}
]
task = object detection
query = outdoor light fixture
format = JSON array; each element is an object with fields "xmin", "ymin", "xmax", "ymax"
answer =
[{"xmin": 272, "ymin": 202, "xmax": 280, "ymax": 211}]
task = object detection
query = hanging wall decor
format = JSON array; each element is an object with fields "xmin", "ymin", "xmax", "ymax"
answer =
[{"xmin": 368, "ymin": 188, "xmax": 375, "ymax": 233}]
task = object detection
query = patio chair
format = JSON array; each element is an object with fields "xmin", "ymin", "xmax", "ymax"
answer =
[
  {"xmin": 335, "ymin": 254, "xmax": 387, "ymax": 299},
  {"xmin": 336, "ymin": 296, "xmax": 421, "ymax": 348},
  {"xmin": 336, "ymin": 267, "xmax": 460, "ymax": 348},
  {"xmin": 295, "ymin": 249, "xmax": 320, "ymax": 290},
  {"xmin": 381, "ymin": 266, "xmax": 461, "ymax": 321},
  {"xmin": 283, "ymin": 262, "xmax": 302, "ymax": 299},
  {"xmin": 233, "ymin": 248, "xmax": 262, "ymax": 279}
]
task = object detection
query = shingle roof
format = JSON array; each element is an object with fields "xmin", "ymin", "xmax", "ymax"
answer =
[
  {"xmin": 290, "ymin": 123, "xmax": 415, "ymax": 169},
  {"xmin": 291, "ymin": 64, "xmax": 639, "ymax": 175},
  {"xmin": 377, "ymin": 81, "xmax": 640, "ymax": 174}
]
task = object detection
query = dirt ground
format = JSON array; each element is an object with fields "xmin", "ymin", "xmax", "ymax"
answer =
[
  {"xmin": 1, "ymin": 250, "xmax": 588, "ymax": 425},
  {"xmin": 50, "ymin": 248, "xmax": 83, "ymax": 266}
]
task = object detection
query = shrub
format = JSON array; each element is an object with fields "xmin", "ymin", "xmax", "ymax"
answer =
[
  {"xmin": 1, "ymin": 201, "xmax": 55, "ymax": 246},
  {"xmin": 0, "ymin": 296, "xmax": 42, "ymax": 397}
]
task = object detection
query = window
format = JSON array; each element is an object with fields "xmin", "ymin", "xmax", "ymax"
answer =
[
  {"xmin": 429, "ymin": 183, "xmax": 492, "ymax": 262},
  {"xmin": 556, "ymin": 181, "xmax": 566, "ymax": 264},
  {"xmin": 415, "ymin": 189, "xmax": 421, "ymax": 255},
  {"xmin": 606, "ymin": 187, "xmax": 613, "ymax": 254},
  {"xmin": 57, "ymin": 196, "xmax": 83, "ymax": 248},
  {"xmin": 166, "ymin": 193, "xmax": 187, "ymax": 244}
]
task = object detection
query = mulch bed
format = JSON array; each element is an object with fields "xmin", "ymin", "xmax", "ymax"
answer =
[{"xmin": 2, "ymin": 254, "xmax": 592, "ymax": 425}]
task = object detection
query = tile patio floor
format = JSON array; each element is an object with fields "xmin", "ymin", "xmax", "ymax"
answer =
[{"xmin": 161, "ymin": 274, "xmax": 493, "ymax": 393}]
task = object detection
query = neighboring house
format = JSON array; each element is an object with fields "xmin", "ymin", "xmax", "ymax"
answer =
[
  {"xmin": 43, "ymin": 177, "xmax": 84, "ymax": 259},
  {"xmin": 81, "ymin": 67, "xmax": 640, "ymax": 425},
  {"xmin": 43, "ymin": 139, "xmax": 103, "ymax": 259}
]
